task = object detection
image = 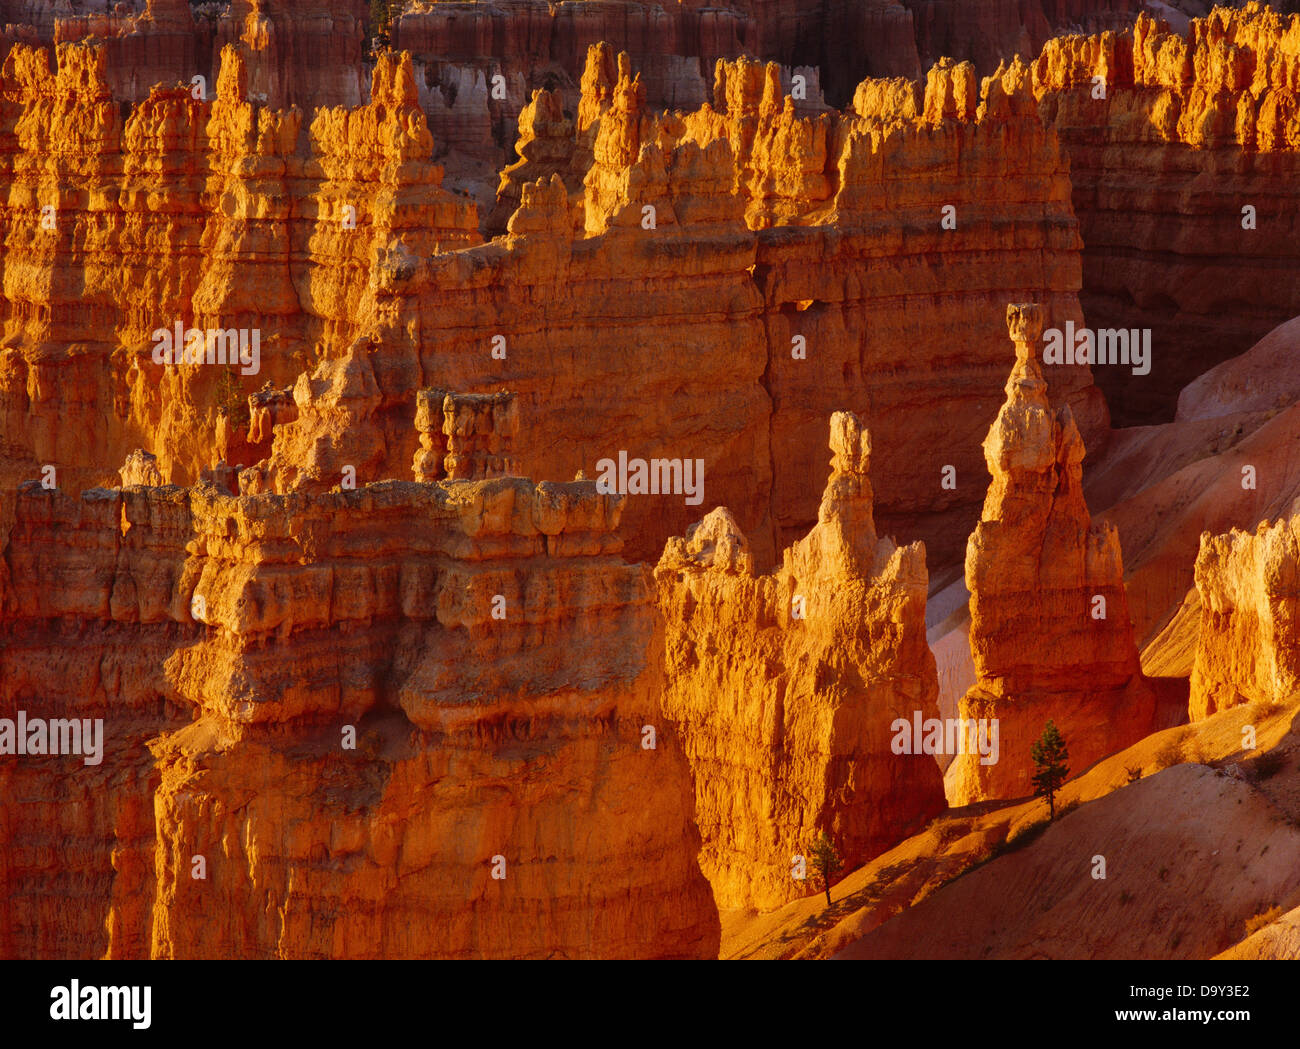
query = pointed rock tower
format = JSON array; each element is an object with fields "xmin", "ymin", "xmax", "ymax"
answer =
[
  {"xmin": 949, "ymin": 304, "xmax": 1156, "ymax": 804},
  {"xmin": 656, "ymin": 411, "xmax": 946, "ymax": 910}
]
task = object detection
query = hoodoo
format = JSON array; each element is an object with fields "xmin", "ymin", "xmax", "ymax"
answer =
[
  {"xmin": 949, "ymin": 304, "xmax": 1157, "ymax": 804},
  {"xmin": 656, "ymin": 412, "xmax": 946, "ymax": 910}
]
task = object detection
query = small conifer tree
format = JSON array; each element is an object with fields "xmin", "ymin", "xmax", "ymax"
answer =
[
  {"xmin": 1031, "ymin": 720, "xmax": 1070, "ymax": 819},
  {"xmin": 809, "ymin": 831, "xmax": 843, "ymax": 909}
]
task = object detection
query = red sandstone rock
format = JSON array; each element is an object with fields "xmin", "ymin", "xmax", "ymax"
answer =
[
  {"xmin": 0, "ymin": 467, "xmax": 721, "ymax": 958},
  {"xmin": 0, "ymin": 42, "xmax": 477, "ymax": 496},
  {"xmin": 8, "ymin": 3, "xmax": 1292, "ymax": 962},
  {"xmin": 1033, "ymin": 4, "xmax": 1300, "ymax": 422}
]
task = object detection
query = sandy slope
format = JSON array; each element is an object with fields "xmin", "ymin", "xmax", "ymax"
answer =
[
  {"xmin": 837, "ymin": 762, "xmax": 1300, "ymax": 959},
  {"xmin": 1215, "ymin": 903, "xmax": 1300, "ymax": 959},
  {"xmin": 724, "ymin": 698, "xmax": 1300, "ymax": 959},
  {"xmin": 1086, "ymin": 316, "xmax": 1300, "ymax": 648}
]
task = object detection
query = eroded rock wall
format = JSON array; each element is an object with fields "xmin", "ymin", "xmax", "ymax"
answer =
[
  {"xmin": 0, "ymin": 43, "xmax": 478, "ymax": 494},
  {"xmin": 0, "ymin": 38, "xmax": 1102, "ymax": 571},
  {"xmin": 0, "ymin": 472, "xmax": 721, "ymax": 958},
  {"xmin": 46, "ymin": 0, "xmax": 366, "ymax": 108},
  {"xmin": 1190, "ymin": 509, "xmax": 1300, "ymax": 718},
  {"xmin": 1034, "ymin": 4, "xmax": 1300, "ymax": 423},
  {"xmin": 315, "ymin": 46, "xmax": 1105, "ymax": 568}
]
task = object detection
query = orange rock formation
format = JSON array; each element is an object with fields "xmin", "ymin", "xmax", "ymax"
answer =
[
  {"xmin": 0, "ymin": 458, "xmax": 721, "ymax": 959},
  {"xmin": 349, "ymin": 44, "xmax": 1106, "ymax": 568},
  {"xmin": 1033, "ymin": 4, "xmax": 1300, "ymax": 422},
  {"xmin": 0, "ymin": 37, "xmax": 1105, "ymax": 573},
  {"xmin": 1190, "ymin": 509, "xmax": 1300, "ymax": 719},
  {"xmin": 6, "ymin": 0, "xmax": 1300, "ymax": 963},
  {"xmin": 655, "ymin": 412, "xmax": 945, "ymax": 910},
  {"xmin": 1083, "ymin": 314, "xmax": 1300, "ymax": 655},
  {"xmin": 949, "ymin": 304, "xmax": 1155, "ymax": 804},
  {"xmin": 50, "ymin": 0, "xmax": 367, "ymax": 108},
  {"xmin": 0, "ymin": 42, "xmax": 478, "ymax": 495}
]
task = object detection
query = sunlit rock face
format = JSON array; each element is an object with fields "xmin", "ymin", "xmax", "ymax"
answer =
[
  {"xmin": 4, "ymin": 0, "xmax": 1297, "ymax": 963},
  {"xmin": 0, "ymin": 471, "xmax": 720, "ymax": 959},
  {"xmin": 1191, "ymin": 510, "xmax": 1300, "ymax": 720},
  {"xmin": 949, "ymin": 304, "xmax": 1156, "ymax": 805},
  {"xmin": 655, "ymin": 413, "xmax": 946, "ymax": 911},
  {"xmin": 1034, "ymin": 5, "xmax": 1300, "ymax": 423}
]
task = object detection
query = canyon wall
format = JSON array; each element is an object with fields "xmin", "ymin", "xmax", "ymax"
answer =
[
  {"xmin": 905, "ymin": 0, "xmax": 1144, "ymax": 74},
  {"xmin": 39, "ymin": 0, "xmax": 367, "ymax": 109},
  {"xmin": 393, "ymin": 0, "xmax": 756, "ymax": 123},
  {"xmin": 405, "ymin": 1, "xmax": 1300, "ymax": 433},
  {"xmin": 1034, "ymin": 4, "xmax": 1300, "ymax": 423},
  {"xmin": 52, "ymin": 0, "xmax": 214, "ymax": 105},
  {"xmin": 655, "ymin": 413, "xmax": 946, "ymax": 910},
  {"xmin": 1189, "ymin": 509, "xmax": 1300, "ymax": 718},
  {"xmin": 0, "ymin": 42, "xmax": 478, "ymax": 496},
  {"xmin": 0, "ymin": 37, "xmax": 1104, "ymax": 572},
  {"xmin": 389, "ymin": 0, "xmax": 1159, "ymax": 117},
  {"xmin": 306, "ymin": 45, "xmax": 1106, "ymax": 568},
  {"xmin": 949, "ymin": 304, "xmax": 1155, "ymax": 804},
  {"xmin": 0, "ymin": 448, "xmax": 721, "ymax": 957}
]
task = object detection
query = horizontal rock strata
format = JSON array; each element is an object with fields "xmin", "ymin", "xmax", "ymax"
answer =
[{"xmin": 0, "ymin": 472, "xmax": 720, "ymax": 958}]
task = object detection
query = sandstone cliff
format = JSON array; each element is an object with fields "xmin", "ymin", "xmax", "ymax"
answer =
[
  {"xmin": 0, "ymin": 463, "xmax": 721, "ymax": 959},
  {"xmin": 331, "ymin": 44, "xmax": 1107, "ymax": 569},
  {"xmin": 388, "ymin": 0, "xmax": 1154, "ymax": 117},
  {"xmin": 949, "ymin": 303, "xmax": 1155, "ymax": 804},
  {"xmin": 2, "ymin": 0, "xmax": 1295, "ymax": 965},
  {"xmin": 0, "ymin": 42, "xmax": 477, "ymax": 496},
  {"xmin": 0, "ymin": 38, "xmax": 1105, "ymax": 573},
  {"xmin": 655, "ymin": 412, "xmax": 946, "ymax": 910},
  {"xmin": 1034, "ymin": 4, "xmax": 1300, "ymax": 423},
  {"xmin": 47, "ymin": 0, "xmax": 366, "ymax": 108}
]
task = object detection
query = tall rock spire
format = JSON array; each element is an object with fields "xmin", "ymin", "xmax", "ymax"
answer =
[
  {"xmin": 656, "ymin": 411, "xmax": 944, "ymax": 910},
  {"xmin": 950, "ymin": 304, "xmax": 1156, "ymax": 804}
]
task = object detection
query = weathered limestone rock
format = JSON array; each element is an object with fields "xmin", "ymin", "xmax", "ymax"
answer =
[
  {"xmin": 53, "ymin": 0, "xmax": 213, "ymax": 105},
  {"xmin": 1034, "ymin": 4, "xmax": 1300, "ymax": 422},
  {"xmin": 906, "ymin": 0, "xmax": 1143, "ymax": 78},
  {"xmin": 387, "ymin": 0, "xmax": 1149, "ymax": 120},
  {"xmin": 246, "ymin": 383, "xmax": 296, "ymax": 449},
  {"xmin": 41, "ymin": 0, "xmax": 366, "ymax": 108},
  {"xmin": 0, "ymin": 42, "xmax": 477, "ymax": 495},
  {"xmin": 489, "ymin": 87, "xmax": 582, "ymax": 233},
  {"xmin": 949, "ymin": 304, "xmax": 1156, "ymax": 804},
  {"xmin": 412, "ymin": 389, "xmax": 519, "ymax": 483},
  {"xmin": 0, "ymin": 34, "xmax": 1104, "ymax": 571},
  {"xmin": 655, "ymin": 412, "xmax": 946, "ymax": 910},
  {"xmin": 392, "ymin": 0, "xmax": 751, "ymax": 124},
  {"xmin": 243, "ymin": 339, "xmax": 387, "ymax": 495},
  {"xmin": 218, "ymin": 0, "xmax": 367, "ymax": 110},
  {"xmin": 5, "ymin": 0, "xmax": 1296, "ymax": 965},
  {"xmin": 119, "ymin": 449, "xmax": 163, "ymax": 487},
  {"xmin": 1190, "ymin": 510, "xmax": 1300, "ymax": 719},
  {"xmin": 0, "ymin": 472, "xmax": 720, "ymax": 959},
  {"xmin": 350, "ymin": 47, "xmax": 1105, "ymax": 568}
]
